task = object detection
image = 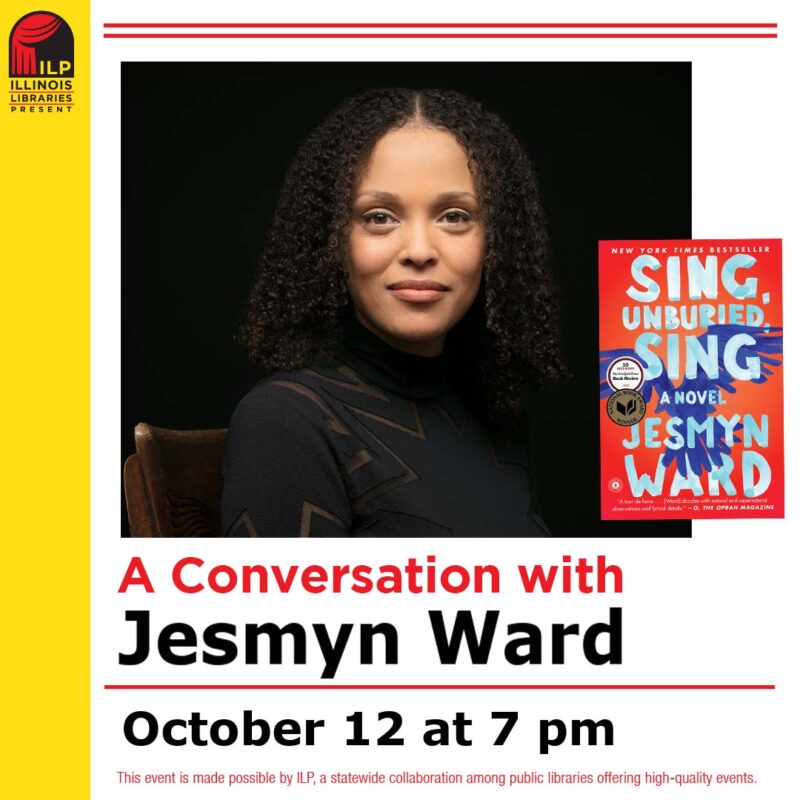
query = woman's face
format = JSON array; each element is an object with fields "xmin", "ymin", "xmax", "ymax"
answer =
[{"xmin": 347, "ymin": 125, "xmax": 485, "ymax": 357}]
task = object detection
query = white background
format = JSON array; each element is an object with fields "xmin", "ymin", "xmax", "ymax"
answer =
[{"xmin": 92, "ymin": 2, "xmax": 799, "ymax": 796}]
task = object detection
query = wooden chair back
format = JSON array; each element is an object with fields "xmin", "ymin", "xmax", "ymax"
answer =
[{"xmin": 124, "ymin": 423, "xmax": 228, "ymax": 537}]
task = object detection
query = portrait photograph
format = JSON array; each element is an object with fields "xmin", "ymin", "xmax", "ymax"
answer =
[{"xmin": 121, "ymin": 61, "xmax": 691, "ymax": 538}]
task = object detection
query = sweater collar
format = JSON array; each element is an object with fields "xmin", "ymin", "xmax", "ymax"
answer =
[{"xmin": 341, "ymin": 316, "xmax": 448, "ymax": 400}]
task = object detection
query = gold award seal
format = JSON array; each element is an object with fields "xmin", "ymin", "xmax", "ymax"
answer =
[{"xmin": 606, "ymin": 388, "xmax": 646, "ymax": 426}]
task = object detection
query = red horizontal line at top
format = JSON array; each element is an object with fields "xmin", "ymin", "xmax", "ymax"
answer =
[
  {"xmin": 102, "ymin": 22, "xmax": 778, "ymax": 28},
  {"xmin": 103, "ymin": 33, "xmax": 776, "ymax": 39},
  {"xmin": 104, "ymin": 684, "xmax": 776, "ymax": 691}
]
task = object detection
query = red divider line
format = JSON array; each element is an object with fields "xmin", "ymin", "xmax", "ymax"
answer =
[
  {"xmin": 102, "ymin": 32, "xmax": 777, "ymax": 39},
  {"xmin": 102, "ymin": 22, "xmax": 779, "ymax": 29},
  {"xmin": 104, "ymin": 684, "xmax": 776, "ymax": 690}
]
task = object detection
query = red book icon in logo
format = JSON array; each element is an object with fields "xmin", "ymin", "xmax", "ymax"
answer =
[{"xmin": 9, "ymin": 12, "xmax": 74, "ymax": 77}]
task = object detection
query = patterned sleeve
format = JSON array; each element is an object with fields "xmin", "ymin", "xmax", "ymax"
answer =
[{"xmin": 221, "ymin": 381, "xmax": 352, "ymax": 537}]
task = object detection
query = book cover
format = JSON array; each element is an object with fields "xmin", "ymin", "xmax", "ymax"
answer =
[{"xmin": 599, "ymin": 239, "xmax": 783, "ymax": 520}]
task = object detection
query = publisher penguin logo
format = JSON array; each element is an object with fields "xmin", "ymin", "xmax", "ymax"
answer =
[
  {"xmin": 607, "ymin": 389, "xmax": 646, "ymax": 426},
  {"xmin": 9, "ymin": 11, "xmax": 74, "ymax": 113}
]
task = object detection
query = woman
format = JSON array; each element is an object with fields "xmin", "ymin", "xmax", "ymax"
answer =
[{"xmin": 221, "ymin": 88, "xmax": 566, "ymax": 537}]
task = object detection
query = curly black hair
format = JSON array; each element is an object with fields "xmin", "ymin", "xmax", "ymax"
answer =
[{"xmin": 240, "ymin": 87, "xmax": 567, "ymax": 426}]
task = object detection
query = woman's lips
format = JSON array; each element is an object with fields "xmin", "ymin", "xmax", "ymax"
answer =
[{"xmin": 387, "ymin": 280, "xmax": 450, "ymax": 303}]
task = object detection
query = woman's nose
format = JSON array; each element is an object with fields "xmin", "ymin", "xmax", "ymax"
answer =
[{"xmin": 399, "ymin": 221, "xmax": 438, "ymax": 267}]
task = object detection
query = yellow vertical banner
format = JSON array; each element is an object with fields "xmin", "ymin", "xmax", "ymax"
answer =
[{"xmin": 0, "ymin": 1, "xmax": 88, "ymax": 795}]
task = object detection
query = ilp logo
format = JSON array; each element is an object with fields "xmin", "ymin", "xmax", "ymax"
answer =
[
  {"xmin": 9, "ymin": 11, "xmax": 73, "ymax": 77},
  {"xmin": 8, "ymin": 11, "xmax": 75, "ymax": 113}
]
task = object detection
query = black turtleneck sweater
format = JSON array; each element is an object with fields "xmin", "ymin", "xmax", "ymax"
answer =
[{"xmin": 221, "ymin": 321, "xmax": 548, "ymax": 537}]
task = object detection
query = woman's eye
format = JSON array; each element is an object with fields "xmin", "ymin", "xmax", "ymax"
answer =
[
  {"xmin": 362, "ymin": 211, "xmax": 397, "ymax": 227},
  {"xmin": 440, "ymin": 210, "xmax": 472, "ymax": 225}
]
